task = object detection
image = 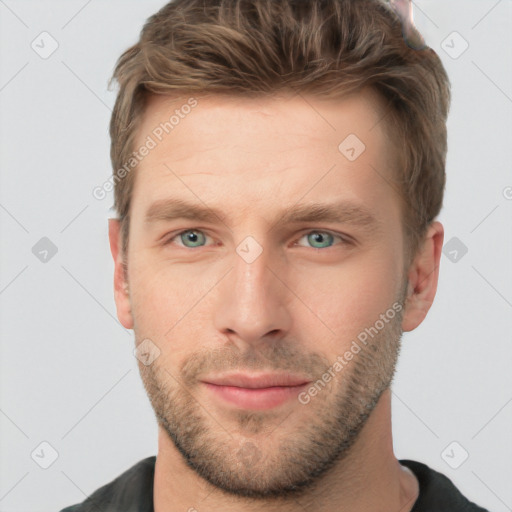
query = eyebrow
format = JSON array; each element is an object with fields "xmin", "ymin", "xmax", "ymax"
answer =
[{"xmin": 144, "ymin": 197, "xmax": 381, "ymax": 233}]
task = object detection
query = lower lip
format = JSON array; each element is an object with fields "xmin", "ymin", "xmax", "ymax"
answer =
[{"xmin": 202, "ymin": 382, "xmax": 309, "ymax": 410}]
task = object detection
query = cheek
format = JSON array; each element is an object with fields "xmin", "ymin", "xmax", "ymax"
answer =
[
  {"xmin": 130, "ymin": 249, "xmax": 193, "ymax": 306},
  {"xmin": 291, "ymin": 247, "xmax": 402, "ymax": 345},
  {"xmin": 129, "ymin": 257, "xmax": 218, "ymax": 358}
]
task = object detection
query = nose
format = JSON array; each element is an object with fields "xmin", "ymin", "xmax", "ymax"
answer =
[{"xmin": 213, "ymin": 238, "xmax": 292, "ymax": 351}]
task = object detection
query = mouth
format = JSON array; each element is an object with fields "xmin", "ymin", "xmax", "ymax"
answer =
[{"xmin": 200, "ymin": 372, "xmax": 311, "ymax": 410}]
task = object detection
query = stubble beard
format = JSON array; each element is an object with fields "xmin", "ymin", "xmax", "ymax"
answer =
[{"xmin": 137, "ymin": 297, "xmax": 405, "ymax": 500}]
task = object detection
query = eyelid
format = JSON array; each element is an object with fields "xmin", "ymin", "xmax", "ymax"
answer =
[{"xmin": 162, "ymin": 228, "xmax": 353, "ymax": 248}]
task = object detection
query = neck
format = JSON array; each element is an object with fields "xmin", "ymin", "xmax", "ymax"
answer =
[{"xmin": 153, "ymin": 388, "xmax": 419, "ymax": 512}]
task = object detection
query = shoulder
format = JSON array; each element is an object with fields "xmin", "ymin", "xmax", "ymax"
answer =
[
  {"xmin": 400, "ymin": 459, "xmax": 491, "ymax": 512},
  {"xmin": 58, "ymin": 456, "xmax": 156, "ymax": 512}
]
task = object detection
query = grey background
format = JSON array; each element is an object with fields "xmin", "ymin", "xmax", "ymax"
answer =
[{"xmin": 0, "ymin": 1, "xmax": 511, "ymax": 511}]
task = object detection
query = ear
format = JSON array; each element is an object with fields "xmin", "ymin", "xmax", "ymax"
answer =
[
  {"xmin": 401, "ymin": 221, "xmax": 444, "ymax": 332},
  {"xmin": 108, "ymin": 218, "xmax": 134, "ymax": 329}
]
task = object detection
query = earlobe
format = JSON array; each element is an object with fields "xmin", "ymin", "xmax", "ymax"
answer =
[
  {"xmin": 401, "ymin": 221, "xmax": 444, "ymax": 332},
  {"xmin": 108, "ymin": 218, "xmax": 134, "ymax": 330}
]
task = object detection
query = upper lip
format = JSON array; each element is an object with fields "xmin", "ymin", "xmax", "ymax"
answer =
[{"xmin": 201, "ymin": 372, "xmax": 311, "ymax": 389}]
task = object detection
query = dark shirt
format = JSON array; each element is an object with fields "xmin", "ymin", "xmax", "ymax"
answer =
[{"xmin": 59, "ymin": 456, "xmax": 490, "ymax": 512}]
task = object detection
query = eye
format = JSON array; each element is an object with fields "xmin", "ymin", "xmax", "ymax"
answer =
[
  {"xmin": 165, "ymin": 229, "xmax": 210, "ymax": 248},
  {"xmin": 163, "ymin": 229, "xmax": 350, "ymax": 250},
  {"xmin": 294, "ymin": 230, "xmax": 348, "ymax": 249}
]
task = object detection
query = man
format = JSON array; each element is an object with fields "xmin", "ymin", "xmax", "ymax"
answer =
[{"xmin": 61, "ymin": 0, "xmax": 490, "ymax": 510}]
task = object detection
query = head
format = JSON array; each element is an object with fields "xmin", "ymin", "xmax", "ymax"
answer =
[{"xmin": 107, "ymin": 0, "xmax": 450, "ymax": 500}]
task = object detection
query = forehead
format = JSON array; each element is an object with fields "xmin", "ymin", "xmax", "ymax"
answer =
[
  {"xmin": 138, "ymin": 88, "xmax": 389, "ymax": 152},
  {"xmin": 129, "ymin": 89, "xmax": 400, "ymax": 221}
]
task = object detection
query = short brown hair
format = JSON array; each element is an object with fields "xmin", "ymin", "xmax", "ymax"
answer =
[{"xmin": 109, "ymin": 0, "xmax": 450, "ymax": 270}]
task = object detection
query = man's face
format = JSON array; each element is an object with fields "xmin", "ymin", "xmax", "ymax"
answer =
[{"xmin": 117, "ymin": 90, "xmax": 410, "ymax": 498}]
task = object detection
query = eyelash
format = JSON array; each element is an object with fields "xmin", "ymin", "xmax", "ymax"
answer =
[{"xmin": 162, "ymin": 229, "xmax": 352, "ymax": 250}]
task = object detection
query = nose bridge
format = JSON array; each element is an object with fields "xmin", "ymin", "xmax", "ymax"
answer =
[
  {"xmin": 213, "ymin": 232, "xmax": 292, "ymax": 345},
  {"xmin": 234, "ymin": 235, "xmax": 276, "ymax": 309}
]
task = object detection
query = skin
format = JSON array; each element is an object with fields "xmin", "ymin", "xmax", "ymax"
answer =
[
  {"xmin": 109, "ymin": 89, "xmax": 444, "ymax": 511},
  {"xmin": 389, "ymin": 0, "xmax": 427, "ymax": 50}
]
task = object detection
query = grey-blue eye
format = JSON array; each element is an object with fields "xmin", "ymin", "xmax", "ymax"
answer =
[
  {"xmin": 166, "ymin": 229, "xmax": 345, "ymax": 249},
  {"xmin": 298, "ymin": 231, "xmax": 337, "ymax": 249},
  {"xmin": 179, "ymin": 230, "xmax": 207, "ymax": 248}
]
